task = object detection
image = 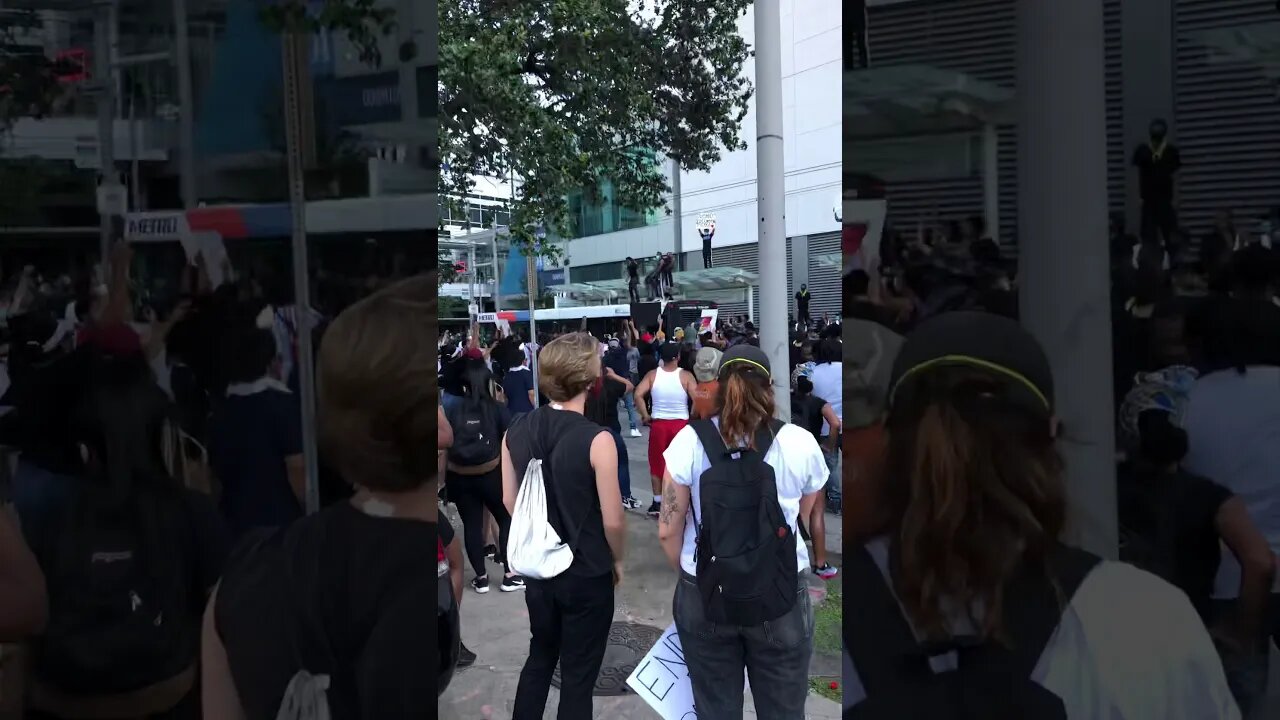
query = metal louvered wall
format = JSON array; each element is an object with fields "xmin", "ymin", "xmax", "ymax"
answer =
[
  {"xmin": 1104, "ymin": 0, "xmax": 1125, "ymax": 218},
  {"xmin": 862, "ymin": 0, "xmax": 1020, "ymax": 252},
  {"xmin": 1173, "ymin": 0, "xmax": 1280, "ymax": 237},
  {"xmin": 806, "ymin": 233, "xmax": 842, "ymax": 322}
]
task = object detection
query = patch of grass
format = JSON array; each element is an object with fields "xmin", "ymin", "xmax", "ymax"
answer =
[
  {"xmin": 809, "ymin": 676, "xmax": 841, "ymax": 702},
  {"xmin": 812, "ymin": 590, "xmax": 842, "ymax": 655}
]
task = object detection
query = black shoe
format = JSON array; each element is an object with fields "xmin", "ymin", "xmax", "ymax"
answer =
[
  {"xmin": 647, "ymin": 500, "xmax": 661, "ymax": 516},
  {"xmin": 458, "ymin": 643, "xmax": 477, "ymax": 667},
  {"xmin": 501, "ymin": 575, "xmax": 526, "ymax": 592},
  {"xmin": 483, "ymin": 544, "xmax": 498, "ymax": 560},
  {"xmin": 471, "ymin": 575, "xmax": 490, "ymax": 594}
]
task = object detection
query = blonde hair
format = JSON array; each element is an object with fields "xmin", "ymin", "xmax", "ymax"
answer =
[
  {"xmin": 538, "ymin": 332, "xmax": 600, "ymax": 402},
  {"xmin": 317, "ymin": 273, "xmax": 434, "ymax": 492}
]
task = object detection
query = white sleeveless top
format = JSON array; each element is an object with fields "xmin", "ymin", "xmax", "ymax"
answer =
[{"xmin": 650, "ymin": 366, "xmax": 689, "ymax": 420}]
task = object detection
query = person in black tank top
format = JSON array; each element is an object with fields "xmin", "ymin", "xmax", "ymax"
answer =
[
  {"xmin": 501, "ymin": 333, "xmax": 627, "ymax": 720},
  {"xmin": 201, "ymin": 276, "xmax": 436, "ymax": 719}
]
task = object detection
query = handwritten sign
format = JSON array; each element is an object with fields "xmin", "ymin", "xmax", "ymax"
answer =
[{"xmin": 625, "ymin": 623, "xmax": 747, "ymax": 719}]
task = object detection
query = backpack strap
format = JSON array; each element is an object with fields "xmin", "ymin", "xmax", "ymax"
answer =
[
  {"xmin": 994, "ymin": 544, "xmax": 1101, "ymax": 677},
  {"xmin": 845, "ymin": 542, "xmax": 1101, "ymax": 697},
  {"xmin": 843, "ymin": 544, "xmax": 933, "ymax": 695}
]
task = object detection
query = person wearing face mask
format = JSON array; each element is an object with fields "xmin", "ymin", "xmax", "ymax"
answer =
[{"xmin": 1132, "ymin": 118, "xmax": 1182, "ymax": 255}]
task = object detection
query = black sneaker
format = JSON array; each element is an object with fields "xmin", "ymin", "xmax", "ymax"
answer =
[
  {"xmin": 483, "ymin": 544, "xmax": 498, "ymax": 560},
  {"xmin": 501, "ymin": 575, "xmax": 526, "ymax": 592},
  {"xmin": 471, "ymin": 575, "xmax": 490, "ymax": 594},
  {"xmin": 647, "ymin": 500, "xmax": 661, "ymax": 517},
  {"xmin": 458, "ymin": 643, "xmax": 477, "ymax": 668},
  {"xmin": 622, "ymin": 495, "xmax": 642, "ymax": 510}
]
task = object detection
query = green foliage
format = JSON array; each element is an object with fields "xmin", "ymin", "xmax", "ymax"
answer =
[
  {"xmin": 260, "ymin": 0, "xmax": 397, "ymax": 67},
  {"xmin": 0, "ymin": 10, "xmax": 79, "ymax": 132},
  {"xmin": 440, "ymin": 0, "xmax": 754, "ymax": 254}
]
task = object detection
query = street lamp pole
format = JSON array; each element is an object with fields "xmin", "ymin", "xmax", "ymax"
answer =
[
  {"xmin": 282, "ymin": 32, "xmax": 321, "ymax": 515},
  {"xmin": 754, "ymin": 0, "xmax": 790, "ymax": 419},
  {"xmin": 1017, "ymin": 0, "xmax": 1116, "ymax": 558}
]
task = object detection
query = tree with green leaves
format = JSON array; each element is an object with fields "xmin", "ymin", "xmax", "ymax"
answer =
[
  {"xmin": 260, "ymin": 0, "xmax": 398, "ymax": 67},
  {"xmin": 0, "ymin": 10, "xmax": 79, "ymax": 132},
  {"xmin": 440, "ymin": 0, "xmax": 754, "ymax": 254}
]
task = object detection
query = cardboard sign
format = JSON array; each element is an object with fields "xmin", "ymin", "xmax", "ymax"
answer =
[
  {"xmin": 625, "ymin": 623, "xmax": 747, "ymax": 719},
  {"xmin": 698, "ymin": 309, "xmax": 717, "ymax": 333}
]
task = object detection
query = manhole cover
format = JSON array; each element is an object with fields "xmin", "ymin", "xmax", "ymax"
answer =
[{"xmin": 551, "ymin": 621, "xmax": 664, "ymax": 696}]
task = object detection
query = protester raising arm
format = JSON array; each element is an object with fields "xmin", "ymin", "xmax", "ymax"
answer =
[{"xmin": 0, "ymin": 508, "xmax": 47, "ymax": 640}]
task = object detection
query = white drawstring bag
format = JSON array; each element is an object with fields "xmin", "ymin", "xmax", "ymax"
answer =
[
  {"xmin": 507, "ymin": 458, "xmax": 574, "ymax": 579},
  {"xmin": 274, "ymin": 670, "xmax": 331, "ymax": 720}
]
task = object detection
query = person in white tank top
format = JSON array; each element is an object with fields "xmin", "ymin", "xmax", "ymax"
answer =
[{"xmin": 636, "ymin": 343, "xmax": 697, "ymax": 515}]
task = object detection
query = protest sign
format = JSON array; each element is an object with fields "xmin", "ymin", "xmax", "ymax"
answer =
[{"xmin": 625, "ymin": 623, "xmax": 747, "ymax": 720}]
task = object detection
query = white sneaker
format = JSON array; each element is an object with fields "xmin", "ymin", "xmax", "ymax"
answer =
[{"xmin": 629, "ymin": 428, "xmax": 641, "ymax": 437}]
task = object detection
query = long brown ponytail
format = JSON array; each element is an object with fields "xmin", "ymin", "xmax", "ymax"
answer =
[
  {"xmin": 884, "ymin": 365, "xmax": 1066, "ymax": 642},
  {"xmin": 715, "ymin": 364, "xmax": 776, "ymax": 449}
]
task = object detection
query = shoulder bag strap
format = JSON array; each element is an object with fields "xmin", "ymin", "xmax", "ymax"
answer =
[{"xmin": 687, "ymin": 419, "xmax": 731, "ymax": 541}]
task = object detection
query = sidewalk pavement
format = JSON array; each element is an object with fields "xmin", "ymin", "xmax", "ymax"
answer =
[{"xmin": 438, "ymin": 424, "xmax": 843, "ymax": 719}]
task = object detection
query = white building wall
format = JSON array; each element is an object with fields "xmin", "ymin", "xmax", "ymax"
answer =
[{"xmin": 565, "ymin": 0, "xmax": 841, "ymax": 268}]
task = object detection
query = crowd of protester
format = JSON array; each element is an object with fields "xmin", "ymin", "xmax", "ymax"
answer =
[
  {"xmin": 842, "ymin": 200, "xmax": 1280, "ymax": 717},
  {"xmin": 439, "ymin": 292, "xmax": 842, "ymax": 718},
  {"xmin": 0, "ymin": 242, "xmax": 433, "ymax": 718}
]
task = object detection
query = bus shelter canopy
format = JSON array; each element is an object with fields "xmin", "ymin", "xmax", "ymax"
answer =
[
  {"xmin": 553, "ymin": 266, "xmax": 760, "ymax": 303},
  {"xmin": 844, "ymin": 65, "xmax": 1014, "ymax": 141}
]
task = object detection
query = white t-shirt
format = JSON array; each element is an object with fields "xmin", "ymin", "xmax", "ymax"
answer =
[
  {"xmin": 1182, "ymin": 367, "xmax": 1280, "ymax": 597},
  {"xmin": 843, "ymin": 538, "xmax": 1239, "ymax": 719},
  {"xmin": 663, "ymin": 420, "xmax": 828, "ymax": 576},
  {"xmin": 811, "ymin": 362, "xmax": 842, "ymax": 436}
]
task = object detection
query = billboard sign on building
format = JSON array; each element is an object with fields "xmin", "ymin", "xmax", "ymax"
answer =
[{"xmin": 315, "ymin": 71, "xmax": 402, "ymax": 132}]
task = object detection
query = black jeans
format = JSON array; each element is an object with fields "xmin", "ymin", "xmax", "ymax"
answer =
[
  {"xmin": 674, "ymin": 571, "xmax": 813, "ymax": 720},
  {"xmin": 513, "ymin": 571, "xmax": 615, "ymax": 720},
  {"xmin": 628, "ymin": 279, "xmax": 640, "ymax": 303},
  {"xmin": 1140, "ymin": 199, "xmax": 1179, "ymax": 250},
  {"xmin": 703, "ymin": 243, "xmax": 713, "ymax": 268},
  {"xmin": 446, "ymin": 466, "xmax": 512, "ymax": 577}
]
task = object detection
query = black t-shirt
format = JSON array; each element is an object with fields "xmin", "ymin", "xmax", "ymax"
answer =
[
  {"xmin": 215, "ymin": 501, "xmax": 434, "ymax": 719},
  {"xmin": 1117, "ymin": 466, "xmax": 1231, "ymax": 623},
  {"xmin": 439, "ymin": 514, "xmax": 455, "ymax": 547},
  {"xmin": 505, "ymin": 407, "xmax": 613, "ymax": 578},
  {"xmin": 587, "ymin": 375, "xmax": 625, "ymax": 432},
  {"xmin": 637, "ymin": 347, "xmax": 659, "ymax": 384},
  {"xmin": 1132, "ymin": 142, "xmax": 1181, "ymax": 205},
  {"xmin": 627, "ymin": 261, "xmax": 639, "ymax": 282},
  {"xmin": 795, "ymin": 291, "xmax": 811, "ymax": 312},
  {"xmin": 790, "ymin": 393, "xmax": 827, "ymax": 441}
]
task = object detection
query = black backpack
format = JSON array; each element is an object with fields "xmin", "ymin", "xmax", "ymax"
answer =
[
  {"xmin": 844, "ymin": 543, "xmax": 1100, "ymax": 720},
  {"xmin": 689, "ymin": 418, "xmax": 797, "ymax": 626},
  {"xmin": 33, "ymin": 485, "xmax": 198, "ymax": 694},
  {"xmin": 448, "ymin": 399, "xmax": 501, "ymax": 466}
]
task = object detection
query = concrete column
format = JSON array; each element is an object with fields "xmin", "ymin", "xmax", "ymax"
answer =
[
  {"xmin": 755, "ymin": 0, "xmax": 789, "ymax": 418},
  {"xmin": 1017, "ymin": 0, "xmax": 1117, "ymax": 558},
  {"xmin": 982, "ymin": 123, "xmax": 1000, "ymax": 245},
  {"xmin": 1121, "ymin": 0, "xmax": 1175, "ymax": 233},
  {"xmin": 174, "ymin": 0, "xmax": 197, "ymax": 208}
]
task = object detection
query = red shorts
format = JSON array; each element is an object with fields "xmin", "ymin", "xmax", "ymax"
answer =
[{"xmin": 648, "ymin": 418, "xmax": 689, "ymax": 479}]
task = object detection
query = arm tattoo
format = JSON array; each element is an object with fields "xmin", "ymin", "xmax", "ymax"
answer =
[{"xmin": 660, "ymin": 482, "xmax": 680, "ymax": 525}]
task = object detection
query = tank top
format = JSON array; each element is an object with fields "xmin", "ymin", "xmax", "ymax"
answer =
[
  {"xmin": 650, "ymin": 365, "xmax": 690, "ymax": 420},
  {"xmin": 505, "ymin": 407, "xmax": 613, "ymax": 578}
]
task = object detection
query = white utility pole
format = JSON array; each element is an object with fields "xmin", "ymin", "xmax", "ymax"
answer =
[
  {"xmin": 1018, "ymin": 0, "xmax": 1116, "ymax": 558},
  {"xmin": 754, "ymin": 0, "xmax": 790, "ymax": 419},
  {"xmin": 282, "ymin": 33, "xmax": 321, "ymax": 515},
  {"xmin": 174, "ymin": 0, "xmax": 197, "ymax": 208},
  {"xmin": 93, "ymin": 0, "xmax": 118, "ymax": 262}
]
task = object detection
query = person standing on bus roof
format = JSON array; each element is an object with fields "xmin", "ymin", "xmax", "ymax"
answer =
[{"xmin": 626, "ymin": 257, "xmax": 640, "ymax": 304}]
